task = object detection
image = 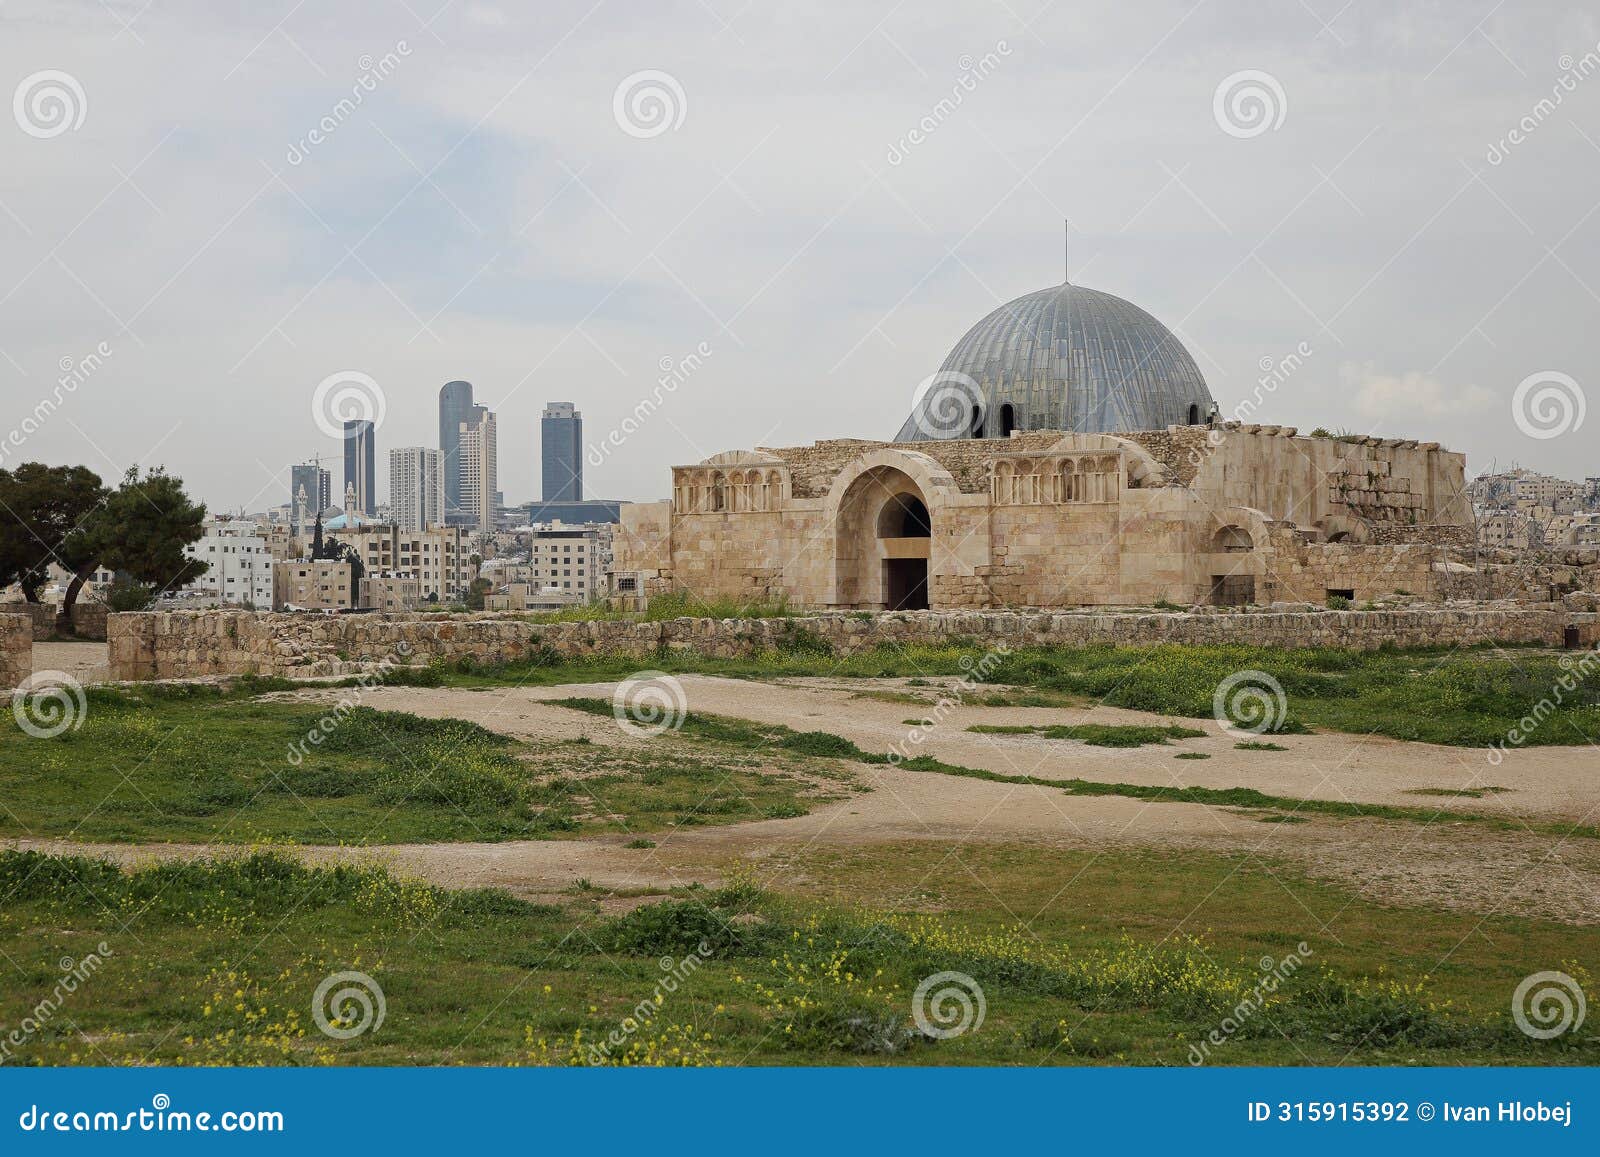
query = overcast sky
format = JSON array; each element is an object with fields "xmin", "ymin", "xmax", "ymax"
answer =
[{"xmin": 2, "ymin": 0, "xmax": 1597, "ymax": 512}]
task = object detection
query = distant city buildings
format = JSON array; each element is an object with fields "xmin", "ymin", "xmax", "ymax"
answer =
[
  {"xmin": 1471, "ymin": 467, "xmax": 1600, "ymax": 550},
  {"xmin": 541, "ymin": 402, "xmax": 582, "ymax": 503},
  {"xmin": 438, "ymin": 380, "xmax": 475, "ymax": 519},
  {"xmin": 390, "ymin": 446, "xmax": 444, "ymax": 532},
  {"xmin": 183, "ymin": 519, "xmax": 276, "ymax": 608},
  {"xmin": 289, "ymin": 463, "xmax": 331, "ymax": 534},
  {"xmin": 343, "ymin": 419, "xmax": 376, "ymax": 516},
  {"xmin": 459, "ymin": 410, "xmax": 498, "ymax": 531}
]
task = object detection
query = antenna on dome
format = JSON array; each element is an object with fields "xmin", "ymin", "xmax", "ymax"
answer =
[{"xmin": 1063, "ymin": 219, "xmax": 1070, "ymax": 284}]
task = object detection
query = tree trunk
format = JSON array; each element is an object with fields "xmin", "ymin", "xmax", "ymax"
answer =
[{"xmin": 57, "ymin": 563, "xmax": 96, "ymax": 636}]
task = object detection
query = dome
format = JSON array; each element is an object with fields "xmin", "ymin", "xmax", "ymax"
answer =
[{"xmin": 895, "ymin": 282, "xmax": 1216, "ymax": 441}]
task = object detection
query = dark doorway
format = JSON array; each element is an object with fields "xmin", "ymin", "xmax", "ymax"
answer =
[
  {"xmin": 1188, "ymin": 403, "xmax": 1201, "ymax": 424},
  {"xmin": 997, "ymin": 403, "xmax": 1015, "ymax": 437},
  {"xmin": 1565, "ymin": 626, "xmax": 1582, "ymax": 650},
  {"xmin": 1209, "ymin": 575, "xmax": 1255, "ymax": 607},
  {"xmin": 971, "ymin": 404, "xmax": 985, "ymax": 439},
  {"xmin": 885, "ymin": 559, "xmax": 929, "ymax": 610}
]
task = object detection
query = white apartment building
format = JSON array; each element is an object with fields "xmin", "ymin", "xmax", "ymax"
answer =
[
  {"xmin": 390, "ymin": 446, "xmax": 445, "ymax": 532},
  {"xmin": 460, "ymin": 411, "xmax": 498, "ymax": 531},
  {"xmin": 328, "ymin": 525, "xmax": 474, "ymax": 603},
  {"xmin": 525, "ymin": 526, "xmax": 598, "ymax": 601},
  {"xmin": 184, "ymin": 519, "xmax": 276, "ymax": 608}
]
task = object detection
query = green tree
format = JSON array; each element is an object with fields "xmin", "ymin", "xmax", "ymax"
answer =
[
  {"xmin": 58, "ymin": 467, "xmax": 208, "ymax": 630},
  {"xmin": 0, "ymin": 463, "xmax": 108, "ymax": 600}
]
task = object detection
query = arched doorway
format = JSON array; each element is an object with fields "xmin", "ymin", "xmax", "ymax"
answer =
[
  {"xmin": 833, "ymin": 466, "xmax": 932, "ymax": 609},
  {"xmin": 997, "ymin": 404, "xmax": 1015, "ymax": 438}
]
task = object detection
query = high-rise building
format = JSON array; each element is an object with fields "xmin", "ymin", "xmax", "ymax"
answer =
[
  {"xmin": 438, "ymin": 380, "xmax": 474, "ymax": 516},
  {"xmin": 460, "ymin": 411, "xmax": 498, "ymax": 530},
  {"xmin": 541, "ymin": 402, "xmax": 582, "ymax": 503},
  {"xmin": 289, "ymin": 463, "xmax": 331, "ymax": 534},
  {"xmin": 390, "ymin": 447, "xmax": 444, "ymax": 532},
  {"xmin": 343, "ymin": 419, "xmax": 376, "ymax": 516}
]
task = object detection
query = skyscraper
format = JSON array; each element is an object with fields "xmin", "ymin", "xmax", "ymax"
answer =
[
  {"xmin": 343, "ymin": 419, "xmax": 376, "ymax": 516},
  {"xmin": 289, "ymin": 463, "xmax": 331, "ymax": 533},
  {"xmin": 541, "ymin": 402, "xmax": 582, "ymax": 503},
  {"xmin": 460, "ymin": 411, "xmax": 498, "ymax": 531},
  {"xmin": 390, "ymin": 447, "xmax": 444, "ymax": 532},
  {"xmin": 438, "ymin": 380, "xmax": 474, "ymax": 516}
]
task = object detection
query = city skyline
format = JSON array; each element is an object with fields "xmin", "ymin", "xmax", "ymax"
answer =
[{"xmin": 4, "ymin": 3, "xmax": 1596, "ymax": 513}]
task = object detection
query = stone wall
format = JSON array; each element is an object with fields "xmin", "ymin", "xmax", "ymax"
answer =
[
  {"xmin": 107, "ymin": 605, "xmax": 1600, "ymax": 683},
  {"xmin": 0, "ymin": 614, "xmax": 31, "ymax": 690},
  {"xmin": 0, "ymin": 602, "xmax": 108, "ymax": 641}
]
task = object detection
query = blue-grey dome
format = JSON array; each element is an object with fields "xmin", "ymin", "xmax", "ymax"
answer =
[{"xmin": 896, "ymin": 282, "xmax": 1215, "ymax": 441}]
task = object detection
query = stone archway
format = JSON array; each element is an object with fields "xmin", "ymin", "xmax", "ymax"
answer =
[{"xmin": 832, "ymin": 465, "xmax": 932, "ymax": 609}]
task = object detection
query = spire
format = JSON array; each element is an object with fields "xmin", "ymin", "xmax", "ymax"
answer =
[{"xmin": 1063, "ymin": 218, "xmax": 1070, "ymax": 285}]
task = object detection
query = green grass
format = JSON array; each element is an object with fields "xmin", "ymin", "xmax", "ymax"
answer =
[
  {"xmin": 967, "ymin": 722, "xmax": 1207, "ymax": 747},
  {"xmin": 1235, "ymin": 741, "xmax": 1289, "ymax": 751},
  {"xmin": 0, "ymin": 695, "xmax": 849, "ymax": 844},
  {"xmin": 423, "ymin": 640, "xmax": 1600, "ymax": 748},
  {"xmin": 0, "ymin": 850, "xmax": 1591, "ymax": 1067},
  {"xmin": 1175, "ymin": 752, "xmax": 1212, "ymax": 760}
]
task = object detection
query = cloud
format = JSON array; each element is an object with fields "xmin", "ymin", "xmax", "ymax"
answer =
[{"xmin": 1346, "ymin": 365, "xmax": 1495, "ymax": 420}]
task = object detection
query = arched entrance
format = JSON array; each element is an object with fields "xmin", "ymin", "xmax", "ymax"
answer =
[{"xmin": 833, "ymin": 466, "xmax": 932, "ymax": 609}]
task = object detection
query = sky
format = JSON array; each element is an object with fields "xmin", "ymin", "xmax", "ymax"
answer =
[{"xmin": 2, "ymin": 0, "xmax": 1597, "ymax": 512}]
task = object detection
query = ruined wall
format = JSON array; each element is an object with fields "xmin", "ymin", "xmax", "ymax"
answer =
[
  {"xmin": 0, "ymin": 614, "xmax": 31, "ymax": 690},
  {"xmin": 0, "ymin": 602, "xmax": 109, "ymax": 641},
  {"xmin": 107, "ymin": 605, "xmax": 1600, "ymax": 682}
]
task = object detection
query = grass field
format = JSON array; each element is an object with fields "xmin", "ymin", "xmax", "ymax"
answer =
[
  {"xmin": 0, "ymin": 848, "xmax": 1591, "ymax": 1067},
  {"xmin": 413, "ymin": 640, "xmax": 1600, "ymax": 747},
  {"xmin": 0, "ymin": 692, "xmax": 854, "ymax": 844}
]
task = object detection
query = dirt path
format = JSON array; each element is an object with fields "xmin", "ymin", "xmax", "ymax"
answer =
[
  {"xmin": 19, "ymin": 674, "xmax": 1600, "ymax": 923},
  {"xmin": 324, "ymin": 674, "xmax": 1600, "ymax": 824}
]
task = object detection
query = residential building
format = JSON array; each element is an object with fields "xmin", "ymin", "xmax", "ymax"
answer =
[
  {"xmin": 183, "ymin": 519, "xmax": 275, "ymax": 608},
  {"xmin": 273, "ymin": 559, "xmax": 353, "ymax": 611},
  {"xmin": 327, "ymin": 524, "xmax": 474, "ymax": 603},
  {"xmin": 360, "ymin": 573, "xmax": 422, "ymax": 612},
  {"xmin": 390, "ymin": 446, "xmax": 444, "ymax": 531},
  {"xmin": 460, "ymin": 410, "xmax": 498, "ymax": 531}
]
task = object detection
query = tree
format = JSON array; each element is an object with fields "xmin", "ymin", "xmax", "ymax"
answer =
[
  {"xmin": 58, "ymin": 467, "xmax": 208, "ymax": 630},
  {"xmin": 0, "ymin": 463, "xmax": 107, "ymax": 600},
  {"xmin": 464, "ymin": 577, "xmax": 491, "ymax": 610}
]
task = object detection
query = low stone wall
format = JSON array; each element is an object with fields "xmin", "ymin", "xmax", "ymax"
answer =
[
  {"xmin": 0, "ymin": 602, "xmax": 109, "ymax": 641},
  {"xmin": 106, "ymin": 605, "xmax": 1600, "ymax": 682},
  {"xmin": 0, "ymin": 614, "xmax": 31, "ymax": 690}
]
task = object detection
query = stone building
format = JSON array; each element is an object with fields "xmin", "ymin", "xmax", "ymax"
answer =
[
  {"xmin": 613, "ymin": 278, "xmax": 1473, "ymax": 611},
  {"xmin": 272, "ymin": 559, "xmax": 353, "ymax": 611}
]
